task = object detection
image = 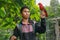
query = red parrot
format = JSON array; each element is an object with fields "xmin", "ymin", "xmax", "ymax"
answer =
[{"xmin": 38, "ymin": 3, "xmax": 48, "ymax": 17}]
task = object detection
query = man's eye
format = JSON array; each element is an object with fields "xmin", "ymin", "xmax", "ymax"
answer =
[{"xmin": 24, "ymin": 11, "xmax": 26, "ymax": 12}]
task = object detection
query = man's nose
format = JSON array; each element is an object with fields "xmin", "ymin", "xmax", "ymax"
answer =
[{"xmin": 26, "ymin": 12, "xmax": 30, "ymax": 15}]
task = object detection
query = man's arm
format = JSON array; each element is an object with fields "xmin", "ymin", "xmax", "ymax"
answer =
[
  {"xmin": 35, "ymin": 18, "xmax": 46, "ymax": 34},
  {"xmin": 35, "ymin": 12, "xmax": 46, "ymax": 34},
  {"xmin": 10, "ymin": 27, "xmax": 19, "ymax": 40}
]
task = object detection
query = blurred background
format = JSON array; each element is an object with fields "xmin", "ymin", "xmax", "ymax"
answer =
[{"xmin": 0, "ymin": 0, "xmax": 60, "ymax": 40}]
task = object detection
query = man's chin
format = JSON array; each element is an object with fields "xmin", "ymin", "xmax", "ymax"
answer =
[{"xmin": 24, "ymin": 17, "xmax": 29, "ymax": 19}]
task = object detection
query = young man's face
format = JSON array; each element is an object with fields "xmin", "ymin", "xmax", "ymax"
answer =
[{"xmin": 21, "ymin": 8, "xmax": 30, "ymax": 19}]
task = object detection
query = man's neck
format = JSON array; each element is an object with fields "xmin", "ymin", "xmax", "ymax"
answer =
[{"xmin": 22, "ymin": 18, "xmax": 29, "ymax": 24}]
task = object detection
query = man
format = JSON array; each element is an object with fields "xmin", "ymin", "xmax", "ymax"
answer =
[{"xmin": 10, "ymin": 6, "xmax": 46, "ymax": 40}]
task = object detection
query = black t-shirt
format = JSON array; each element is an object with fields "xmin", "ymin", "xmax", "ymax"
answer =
[
  {"xmin": 21, "ymin": 32, "xmax": 36, "ymax": 40},
  {"xmin": 13, "ymin": 18, "xmax": 46, "ymax": 40},
  {"xmin": 13, "ymin": 24, "xmax": 36, "ymax": 40}
]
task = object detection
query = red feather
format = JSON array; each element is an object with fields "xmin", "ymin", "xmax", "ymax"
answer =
[{"xmin": 38, "ymin": 3, "xmax": 48, "ymax": 17}]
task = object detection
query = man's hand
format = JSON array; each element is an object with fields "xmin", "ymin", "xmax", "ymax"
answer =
[
  {"xmin": 10, "ymin": 35, "xmax": 17, "ymax": 40},
  {"xmin": 40, "ymin": 11, "xmax": 46, "ymax": 18}
]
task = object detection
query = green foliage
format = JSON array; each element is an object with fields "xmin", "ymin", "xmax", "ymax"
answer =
[
  {"xmin": 50, "ymin": 0, "xmax": 59, "ymax": 17},
  {"xmin": 46, "ymin": 0, "xmax": 60, "ymax": 40}
]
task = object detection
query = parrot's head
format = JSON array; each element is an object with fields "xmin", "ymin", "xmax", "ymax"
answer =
[{"xmin": 38, "ymin": 3, "xmax": 44, "ymax": 10}]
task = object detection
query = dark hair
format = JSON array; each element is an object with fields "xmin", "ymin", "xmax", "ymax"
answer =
[{"xmin": 20, "ymin": 6, "xmax": 30, "ymax": 13}]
